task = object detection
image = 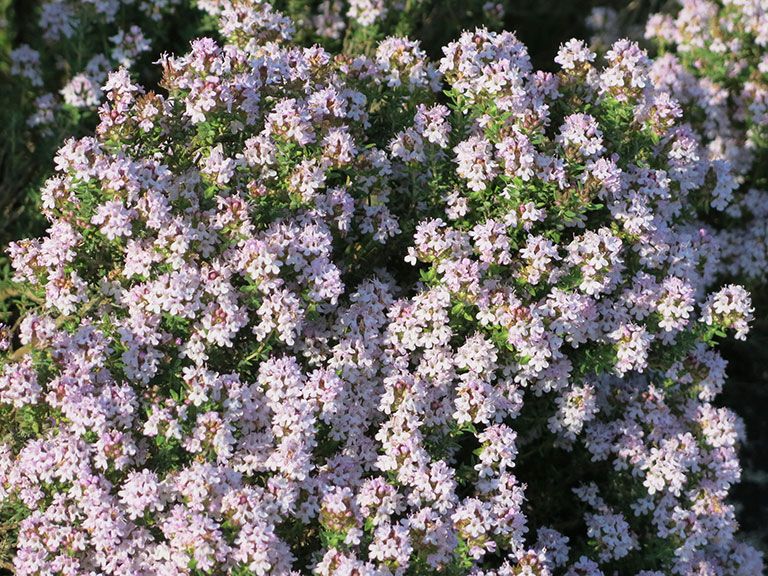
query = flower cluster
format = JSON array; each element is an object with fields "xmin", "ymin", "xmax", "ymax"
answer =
[{"xmin": 0, "ymin": 6, "xmax": 762, "ymax": 576}]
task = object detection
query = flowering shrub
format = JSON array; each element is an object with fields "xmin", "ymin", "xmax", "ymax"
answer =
[
  {"xmin": 0, "ymin": 4, "xmax": 764, "ymax": 576},
  {"xmin": 644, "ymin": 0, "xmax": 768, "ymax": 285},
  {"xmin": 390, "ymin": 31, "xmax": 760, "ymax": 574}
]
